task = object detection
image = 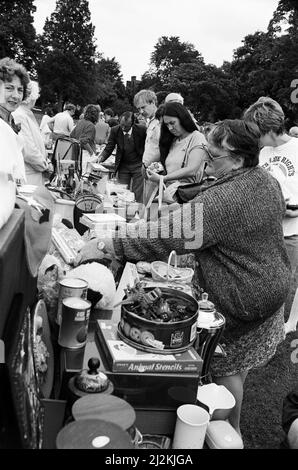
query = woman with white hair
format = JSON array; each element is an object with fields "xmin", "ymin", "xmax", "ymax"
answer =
[{"xmin": 13, "ymin": 80, "xmax": 49, "ymax": 185}]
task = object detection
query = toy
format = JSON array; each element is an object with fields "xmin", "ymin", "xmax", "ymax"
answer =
[{"xmin": 65, "ymin": 262, "xmax": 116, "ymax": 309}]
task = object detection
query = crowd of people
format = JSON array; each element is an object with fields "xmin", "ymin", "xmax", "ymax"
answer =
[{"xmin": 1, "ymin": 55, "xmax": 298, "ymax": 447}]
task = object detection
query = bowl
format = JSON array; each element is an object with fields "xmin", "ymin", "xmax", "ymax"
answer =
[{"xmin": 120, "ymin": 287, "xmax": 198, "ymax": 352}]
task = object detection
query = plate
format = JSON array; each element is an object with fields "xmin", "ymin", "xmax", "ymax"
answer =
[
  {"xmin": 32, "ymin": 299, "xmax": 54, "ymax": 398},
  {"xmin": 117, "ymin": 324, "xmax": 195, "ymax": 355}
]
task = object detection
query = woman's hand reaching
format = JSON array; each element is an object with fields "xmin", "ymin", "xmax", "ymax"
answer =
[
  {"xmin": 146, "ymin": 168, "xmax": 162, "ymax": 183},
  {"xmin": 74, "ymin": 238, "xmax": 114, "ymax": 266}
]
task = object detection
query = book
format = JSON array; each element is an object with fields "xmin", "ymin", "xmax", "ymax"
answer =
[{"xmin": 96, "ymin": 320, "xmax": 202, "ymax": 375}]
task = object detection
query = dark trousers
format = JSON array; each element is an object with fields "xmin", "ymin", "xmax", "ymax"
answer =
[{"xmin": 117, "ymin": 164, "xmax": 144, "ymax": 203}]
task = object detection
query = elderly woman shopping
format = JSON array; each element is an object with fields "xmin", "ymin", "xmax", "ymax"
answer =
[{"xmin": 75, "ymin": 119, "xmax": 291, "ymax": 436}]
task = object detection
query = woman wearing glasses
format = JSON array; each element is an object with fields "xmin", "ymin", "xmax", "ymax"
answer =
[{"xmin": 75, "ymin": 119, "xmax": 291, "ymax": 437}]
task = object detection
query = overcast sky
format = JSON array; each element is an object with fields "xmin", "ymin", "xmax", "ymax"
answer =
[{"xmin": 33, "ymin": 0, "xmax": 280, "ymax": 83}]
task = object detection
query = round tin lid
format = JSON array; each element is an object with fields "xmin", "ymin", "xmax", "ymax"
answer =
[
  {"xmin": 59, "ymin": 277, "xmax": 88, "ymax": 288},
  {"xmin": 62, "ymin": 297, "xmax": 91, "ymax": 309},
  {"xmin": 56, "ymin": 419, "xmax": 134, "ymax": 449},
  {"xmin": 72, "ymin": 394, "xmax": 136, "ymax": 431}
]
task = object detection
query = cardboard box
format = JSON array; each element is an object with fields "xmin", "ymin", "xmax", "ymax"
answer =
[
  {"xmin": 57, "ymin": 339, "xmax": 201, "ymax": 435},
  {"xmin": 90, "ymin": 338, "xmax": 200, "ymax": 411},
  {"xmin": 96, "ymin": 320, "xmax": 202, "ymax": 374}
]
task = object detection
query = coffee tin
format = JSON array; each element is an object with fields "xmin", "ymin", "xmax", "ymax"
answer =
[
  {"xmin": 57, "ymin": 277, "xmax": 88, "ymax": 325},
  {"xmin": 58, "ymin": 297, "xmax": 91, "ymax": 349}
]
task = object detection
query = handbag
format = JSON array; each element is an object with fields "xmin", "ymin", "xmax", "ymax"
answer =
[
  {"xmin": 176, "ymin": 176, "xmax": 218, "ymax": 203},
  {"xmin": 162, "ymin": 134, "xmax": 196, "ymax": 204},
  {"xmin": 176, "ymin": 181, "xmax": 202, "ymax": 203}
]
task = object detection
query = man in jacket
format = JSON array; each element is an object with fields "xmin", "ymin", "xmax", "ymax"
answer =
[{"xmin": 99, "ymin": 111, "xmax": 146, "ymax": 202}]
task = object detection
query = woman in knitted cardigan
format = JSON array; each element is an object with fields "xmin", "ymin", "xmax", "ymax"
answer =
[{"xmin": 76, "ymin": 119, "xmax": 291, "ymax": 436}]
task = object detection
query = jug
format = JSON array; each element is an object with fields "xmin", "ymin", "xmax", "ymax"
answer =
[{"xmin": 194, "ymin": 293, "xmax": 226, "ymax": 382}]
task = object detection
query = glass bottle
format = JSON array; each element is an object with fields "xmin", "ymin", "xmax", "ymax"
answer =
[{"xmin": 65, "ymin": 165, "xmax": 76, "ymax": 194}]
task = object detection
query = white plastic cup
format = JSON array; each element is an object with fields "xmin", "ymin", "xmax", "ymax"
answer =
[{"xmin": 172, "ymin": 404, "xmax": 210, "ymax": 449}]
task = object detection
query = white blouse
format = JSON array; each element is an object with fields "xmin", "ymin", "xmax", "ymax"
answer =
[{"xmin": 165, "ymin": 130, "xmax": 206, "ymax": 183}]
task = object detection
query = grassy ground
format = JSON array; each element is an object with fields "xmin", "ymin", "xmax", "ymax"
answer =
[{"xmin": 241, "ymin": 270, "xmax": 298, "ymax": 449}]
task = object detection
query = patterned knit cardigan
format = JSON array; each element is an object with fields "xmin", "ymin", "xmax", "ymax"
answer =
[{"xmin": 114, "ymin": 166, "xmax": 291, "ymax": 339}]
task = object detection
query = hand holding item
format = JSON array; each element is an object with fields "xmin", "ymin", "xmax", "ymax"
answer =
[
  {"xmin": 147, "ymin": 161, "xmax": 164, "ymax": 173},
  {"xmin": 74, "ymin": 238, "xmax": 115, "ymax": 266},
  {"xmin": 90, "ymin": 153, "xmax": 99, "ymax": 163},
  {"xmin": 146, "ymin": 168, "xmax": 162, "ymax": 183}
]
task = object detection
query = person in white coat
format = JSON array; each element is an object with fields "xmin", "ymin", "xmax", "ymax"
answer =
[
  {"xmin": 0, "ymin": 73, "xmax": 19, "ymax": 229},
  {"xmin": 13, "ymin": 81, "xmax": 49, "ymax": 186}
]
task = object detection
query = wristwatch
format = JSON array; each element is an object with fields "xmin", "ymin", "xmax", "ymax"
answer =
[{"xmin": 97, "ymin": 240, "xmax": 105, "ymax": 251}]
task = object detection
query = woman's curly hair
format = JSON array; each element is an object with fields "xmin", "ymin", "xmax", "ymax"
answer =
[
  {"xmin": 84, "ymin": 104, "xmax": 100, "ymax": 124},
  {"xmin": 0, "ymin": 57, "xmax": 30, "ymax": 100}
]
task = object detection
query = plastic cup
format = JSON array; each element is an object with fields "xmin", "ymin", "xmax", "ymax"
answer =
[{"xmin": 172, "ymin": 404, "xmax": 210, "ymax": 449}]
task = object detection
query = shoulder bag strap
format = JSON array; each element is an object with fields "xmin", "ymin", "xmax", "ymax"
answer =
[{"xmin": 181, "ymin": 134, "xmax": 194, "ymax": 169}]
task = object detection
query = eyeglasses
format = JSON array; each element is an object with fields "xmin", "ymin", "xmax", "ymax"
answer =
[{"xmin": 201, "ymin": 143, "xmax": 231, "ymax": 162}]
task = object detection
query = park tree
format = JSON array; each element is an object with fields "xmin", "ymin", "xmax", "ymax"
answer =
[
  {"xmin": 230, "ymin": 32, "xmax": 276, "ymax": 110},
  {"xmin": 137, "ymin": 70, "xmax": 163, "ymax": 94},
  {"xmin": 150, "ymin": 36, "xmax": 204, "ymax": 84},
  {"xmin": 229, "ymin": 0, "xmax": 298, "ymax": 122},
  {"xmin": 93, "ymin": 57, "xmax": 130, "ymax": 114},
  {"xmin": 167, "ymin": 61, "xmax": 240, "ymax": 121},
  {"xmin": 268, "ymin": 0, "xmax": 298, "ymax": 35},
  {"xmin": 37, "ymin": 0, "xmax": 98, "ymax": 107},
  {"xmin": 138, "ymin": 36, "xmax": 240, "ymax": 121},
  {"xmin": 37, "ymin": 50, "xmax": 94, "ymax": 106},
  {"xmin": 41, "ymin": 0, "xmax": 97, "ymax": 66},
  {"xmin": 134, "ymin": 1, "xmax": 298, "ymax": 123},
  {"xmin": 0, "ymin": 0, "xmax": 37, "ymax": 72},
  {"xmin": 268, "ymin": 0, "xmax": 298, "ymax": 123}
]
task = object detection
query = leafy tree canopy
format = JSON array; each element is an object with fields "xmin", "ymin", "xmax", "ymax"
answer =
[
  {"xmin": 0, "ymin": 0, "xmax": 37, "ymax": 72},
  {"xmin": 93, "ymin": 57, "xmax": 129, "ymax": 112},
  {"xmin": 150, "ymin": 36, "xmax": 203, "ymax": 83},
  {"xmin": 37, "ymin": 50, "xmax": 94, "ymax": 107},
  {"xmin": 42, "ymin": 0, "xmax": 97, "ymax": 66}
]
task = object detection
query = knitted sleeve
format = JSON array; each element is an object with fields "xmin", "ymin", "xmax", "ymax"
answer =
[{"xmin": 113, "ymin": 187, "xmax": 232, "ymax": 263}]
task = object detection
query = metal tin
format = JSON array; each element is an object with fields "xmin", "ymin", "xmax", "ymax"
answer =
[
  {"xmin": 56, "ymin": 419, "xmax": 134, "ymax": 449},
  {"xmin": 57, "ymin": 277, "xmax": 88, "ymax": 325},
  {"xmin": 71, "ymin": 394, "xmax": 142, "ymax": 447},
  {"xmin": 58, "ymin": 297, "xmax": 91, "ymax": 349},
  {"xmin": 120, "ymin": 287, "xmax": 198, "ymax": 352}
]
